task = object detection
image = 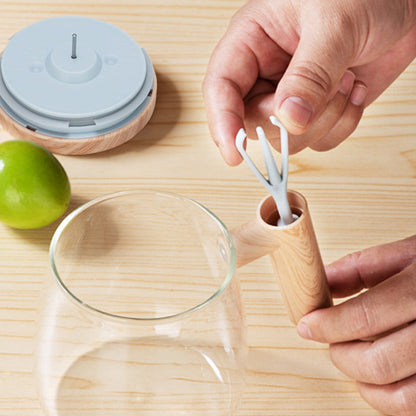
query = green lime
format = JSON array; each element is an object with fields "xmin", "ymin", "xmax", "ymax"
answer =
[{"xmin": 0, "ymin": 140, "xmax": 71, "ymax": 229}]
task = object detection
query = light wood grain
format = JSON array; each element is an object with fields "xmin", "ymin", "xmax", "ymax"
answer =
[
  {"xmin": 260, "ymin": 191, "xmax": 333, "ymax": 324},
  {"xmin": 0, "ymin": 1, "xmax": 415, "ymax": 416},
  {"xmin": 233, "ymin": 190, "xmax": 332, "ymax": 324}
]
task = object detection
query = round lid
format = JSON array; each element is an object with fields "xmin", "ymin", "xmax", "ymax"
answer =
[{"xmin": 0, "ymin": 16, "xmax": 154, "ymax": 138}]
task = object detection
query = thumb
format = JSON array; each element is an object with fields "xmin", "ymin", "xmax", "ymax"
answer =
[{"xmin": 274, "ymin": 25, "xmax": 353, "ymax": 134}]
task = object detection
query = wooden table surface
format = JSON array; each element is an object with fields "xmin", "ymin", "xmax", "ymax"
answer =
[{"xmin": 0, "ymin": 1, "xmax": 415, "ymax": 415}]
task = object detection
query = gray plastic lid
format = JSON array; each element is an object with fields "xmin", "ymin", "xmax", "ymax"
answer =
[{"xmin": 0, "ymin": 16, "xmax": 154, "ymax": 138}]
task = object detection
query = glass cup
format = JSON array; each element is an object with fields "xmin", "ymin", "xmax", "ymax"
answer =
[{"xmin": 35, "ymin": 189, "xmax": 246, "ymax": 416}]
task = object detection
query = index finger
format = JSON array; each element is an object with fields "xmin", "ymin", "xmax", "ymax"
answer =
[
  {"xmin": 325, "ymin": 235, "xmax": 416, "ymax": 298},
  {"xmin": 203, "ymin": 33, "xmax": 259, "ymax": 165},
  {"xmin": 299, "ymin": 262, "xmax": 416, "ymax": 344}
]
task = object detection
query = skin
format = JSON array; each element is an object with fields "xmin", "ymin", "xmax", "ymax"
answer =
[
  {"xmin": 203, "ymin": 1, "xmax": 416, "ymax": 414},
  {"xmin": 298, "ymin": 236, "xmax": 416, "ymax": 416},
  {"xmin": 203, "ymin": 0, "xmax": 416, "ymax": 164}
]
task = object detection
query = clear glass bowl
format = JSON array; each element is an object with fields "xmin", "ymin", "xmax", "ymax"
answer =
[{"xmin": 35, "ymin": 189, "xmax": 246, "ymax": 416}]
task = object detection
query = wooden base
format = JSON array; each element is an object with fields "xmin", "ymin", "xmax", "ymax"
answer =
[{"xmin": 0, "ymin": 72, "xmax": 157, "ymax": 155}]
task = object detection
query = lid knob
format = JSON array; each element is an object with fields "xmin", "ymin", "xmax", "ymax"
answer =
[{"xmin": 45, "ymin": 34, "xmax": 101, "ymax": 84}]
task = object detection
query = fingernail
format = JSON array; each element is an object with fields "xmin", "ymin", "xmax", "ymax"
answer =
[
  {"xmin": 297, "ymin": 320, "xmax": 312, "ymax": 339},
  {"xmin": 350, "ymin": 83, "xmax": 367, "ymax": 106},
  {"xmin": 278, "ymin": 96, "xmax": 313, "ymax": 129},
  {"xmin": 340, "ymin": 70, "xmax": 355, "ymax": 95}
]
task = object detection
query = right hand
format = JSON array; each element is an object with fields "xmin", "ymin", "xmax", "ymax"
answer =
[{"xmin": 203, "ymin": 0, "xmax": 416, "ymax": 165}]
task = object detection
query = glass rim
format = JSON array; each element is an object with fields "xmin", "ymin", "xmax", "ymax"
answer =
[{"xmin": 49, "ymin": 189, "xmax": 237, "ymax": 323}]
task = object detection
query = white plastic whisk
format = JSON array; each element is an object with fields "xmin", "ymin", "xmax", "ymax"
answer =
[{"xmin": 236, "ymin": 116, "xmax": 294, "ymax": 226}]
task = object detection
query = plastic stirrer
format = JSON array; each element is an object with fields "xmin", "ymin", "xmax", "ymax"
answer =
[{"xmin": 236, "ymin": 116, "xmax": 294, "ymax": 226}]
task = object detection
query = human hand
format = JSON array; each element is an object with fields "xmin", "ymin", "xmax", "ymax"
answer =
[
  {"xmin": 296, "ymin": 235, "xmax": 416, "ymax": 416},
  {"xmin": 203, "ymin": 0, "xmax": 416, "ymax": 165}
]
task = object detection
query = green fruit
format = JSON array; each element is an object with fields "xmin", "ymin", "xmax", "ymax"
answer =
[{"xmin": 0, "ymin": 140, "xmax": 71, "ymax": 229}]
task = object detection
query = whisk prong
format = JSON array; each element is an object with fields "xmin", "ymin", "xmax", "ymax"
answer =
[
  {"xmin": 235, "ymin": 118, "xmax": 294, "ymax": 226},
  {"xmin": 256, "ymin": 126, "xmax": 281, "ymax": 185}
]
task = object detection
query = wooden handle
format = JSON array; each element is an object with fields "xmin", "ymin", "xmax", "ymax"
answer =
[
  {"xmin": 231, "ymin": 216, "xmax": 279, "ymax": 268},
  {"xmin": 232, "ymin": 190, "xmax": 332, "ymax": 324}
]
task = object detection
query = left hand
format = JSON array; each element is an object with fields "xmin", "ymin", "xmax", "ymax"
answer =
[{"xmin": 296, "ymin": 235, "xmax": 416, "ymax": 416}]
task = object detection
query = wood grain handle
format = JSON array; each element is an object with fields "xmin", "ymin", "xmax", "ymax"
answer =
[{"xmin": 232, "ymin": 190, "xmax": 333, "ymax": 324}]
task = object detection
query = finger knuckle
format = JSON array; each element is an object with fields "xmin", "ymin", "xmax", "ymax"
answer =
[
  {"xmin": 353, "ymin": 295, "xmax": 375, "ymax": 335},
  {"xmin": 288, "ymin": 62, "xmax": 333, "ymax": 97},
  {"xmin": 346, "ymin": 250, "xmax": 367, "ymax": 287},
  {"xmin": 363, "ymin": 344, "xmax": 396, "ymax": 384},
  {"xmin": 393, "ymin": 385, "xmax": 416, "ymax": 416},
  {"xmin": 403, "ymin": 238, "xmax": 416, "ymax": 267}
]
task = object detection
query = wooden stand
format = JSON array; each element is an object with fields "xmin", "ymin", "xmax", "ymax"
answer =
[
  {"xmin": 232, "ymin": 190, "xmax": 333, "ymax": 324},
  {"xmin": 0, "ymin": 72, "xmax": 157, "ymax": 155}
]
